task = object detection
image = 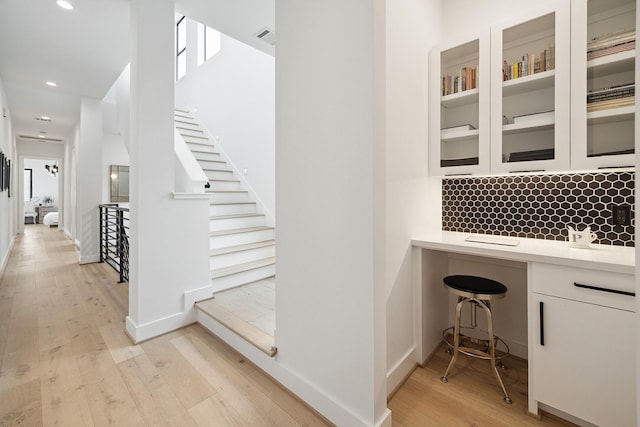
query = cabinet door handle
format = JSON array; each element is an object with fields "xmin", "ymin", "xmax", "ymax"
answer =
[
  {"xmin": 539, "ymin": 301, "xmax": 544, "ymax": 346},
  {"xmin": 573, "ymin": 282, "xmax": 636, "ymax": 297}
]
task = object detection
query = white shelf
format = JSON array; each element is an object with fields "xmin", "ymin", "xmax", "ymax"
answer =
[
  {"xmin": 503, "ymin": 70, "xmax": 555, "ymax": 96},
  {"xmin": 440, "ymin": 129, "xmax": 479, "ymax": 142},
  {"xmin": 586, "ymin": 105, "xmax": 635, "ymax": 124},
  {"xmin": 441, "ymin": 88, "xmax": 479, "ymax": 108},
  {"xmin": 503, "ymin": 116, "xmax": 555, "ymax": 135},
  {"xmin": 587, "ymin": 49, "xmax": 635, "ymax": 77}
]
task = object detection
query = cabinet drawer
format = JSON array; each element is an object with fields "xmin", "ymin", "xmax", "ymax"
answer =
[{"xmin": 530, "ymin": 262, "xmax": 635, "ymax": 312}]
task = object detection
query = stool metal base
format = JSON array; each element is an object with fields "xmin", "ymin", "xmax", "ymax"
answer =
[{"xmin": 440, "ymin": 295, "xmax": 513, "ymax": 404}]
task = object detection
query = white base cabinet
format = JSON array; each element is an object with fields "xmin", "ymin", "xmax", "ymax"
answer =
[{"xmin": 529, "ymin": 263, "xmax": 636, "ymax": 427}]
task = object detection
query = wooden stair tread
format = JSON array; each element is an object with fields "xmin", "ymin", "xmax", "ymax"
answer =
[
  {"xmin": 210, "ymin": 201, "xmax": 255, "ymax": 206},
  {"xmin": 210, "ymin": 226, "xmax": 274, "ymax": 237},
  {"xmin": 210, "ymin": 257, "xmax": 275, "ymax": 278},
  {"xmin": 206, "ymin": 189, "xmax": 248, "ymax": 194},
  {"xmin": 196, "ymin": 299, "xmax": 276, "ymax": 357},
  {"xmin": 208, "ymin": 178, "xmax": 240, "ymax": 183},
  {"xmin": 210, "ymin": 240, "xmax": 276, "ymax": 256}
]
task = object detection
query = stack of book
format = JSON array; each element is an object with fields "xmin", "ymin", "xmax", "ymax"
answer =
[
  {"xmin": 507, "ymin": 148, "xmax": 554, "ymax": 163},
  {"xmin": 440, "ymin": 157, "xmax": 479, "ymax": 167},
  {"xmin": 587, "ymin": 29, "xmax": 635, "ymax": 61},
  {"xmin": 502, "ymin": 45, "xmax": 554, "ymax": 81},
  {"xmin": 587, "ymin": 83, "xmax": 634, "ymax": 112},
  {"xmin": 442, "ymin": 65, "xmax": 478, "ymax": 96}
]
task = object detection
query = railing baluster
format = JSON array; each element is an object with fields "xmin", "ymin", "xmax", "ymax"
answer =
[{"xmin": 99, "ymin": 203, "xmax": 130, "ymax": 283}]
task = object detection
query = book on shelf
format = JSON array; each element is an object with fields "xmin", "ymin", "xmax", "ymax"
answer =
[
  {"xmin": 503, "ymin": 44, "xmax": 554, "ymax": 82},
  {"xmin": 440, "ymin": 157, "xmax": 479, "ymax": 167},
  {"xmin": 507, "ymin": 148, "xmax": 554, "ymax": 163},
  {"xmin": 512, "ymin": 110, "xmax": 554, "ymax": 125},
  {"xmin": 587, "ymin": 96, "xmax": 635, "ymax": 112},
  {"xmin": 587, "ymin": 29, "xmax": 635, "ymax": 61},
  {"xmin": 442, "ymin": 64, "xmax": 478, "ymax": 96},
  {"xmin": 441, "ymin": 124, "xmax": 476, "ymax": 135}
]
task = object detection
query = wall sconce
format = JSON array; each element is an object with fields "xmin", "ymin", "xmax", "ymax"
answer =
[{"xmin": 45, "ymin": 163, "xmax": 59, "ymax": 176}]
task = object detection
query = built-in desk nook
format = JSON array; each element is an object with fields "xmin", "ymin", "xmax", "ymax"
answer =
[{"xmin": 412, "ymin": 231, "xmax": 636, "ymax": 427}]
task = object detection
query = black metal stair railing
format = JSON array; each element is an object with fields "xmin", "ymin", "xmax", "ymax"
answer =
[{"xmin": 99, "ymin": 204, "xmax": 130, "ymax": 283}]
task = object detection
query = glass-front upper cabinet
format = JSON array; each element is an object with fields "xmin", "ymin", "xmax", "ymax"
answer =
[
  {"xmin": 429, "ymin": 31, "xmax": 490, "ymax": 175},
  {"xmin": 490, "ymin": 1, "xmax": 571, "ymax": 173},
  {"xmin": 571, "ymin": 0, "xmax": 636, "ymax": 169}
]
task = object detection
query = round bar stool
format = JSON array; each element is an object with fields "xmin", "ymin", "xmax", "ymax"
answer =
[{"xmin": 440, "ymin": 275, "xmax": 512, "ymax": 404}]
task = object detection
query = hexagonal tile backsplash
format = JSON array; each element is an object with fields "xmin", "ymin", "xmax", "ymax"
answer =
[{"xmin": 442, "ymin": 171, "xmax": 635, "ymax": 247}]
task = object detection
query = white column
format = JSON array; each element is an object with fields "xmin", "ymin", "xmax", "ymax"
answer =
[
  {"xmin": 275, "ymin": 1, "xmax": 390, "ymax": 426},
  {"xmin": 76, "ymin": 97, "xmax": 102, "ymax": 264},
  {"xmin": 127, "ymin": 0, "xmax": 210, "ymax": 341}
]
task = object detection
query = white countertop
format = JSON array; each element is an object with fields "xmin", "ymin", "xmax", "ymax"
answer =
[{"xmin": 412, "ymin": 231, "xmax": 635, "ymax": 275}]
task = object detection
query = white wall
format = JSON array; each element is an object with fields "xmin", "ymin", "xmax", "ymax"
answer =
[
  {"xmin": 23, "ymin": 158, "xmax": 59, "ymax": 204},
  {"xmin": 63, "ymin": 124, "xmax": 79, "ymax": 241},
  {"xmin": 0, "ymin": 76, "xmax": 15, "ymax": 276},
  {"xmin": 384, "ymin": 0, "xmax": 442, "ymax": 393},
  {"xmin": 275, "ymin": 1, "xmax": 389, "ymax": 425},
  {"xmin": 175, "ymin": 28, "xmax": 275, "ymax": 220},
  {"xmin": 127, "ymin": 0, "xmax": 210, "ymax": 342}
]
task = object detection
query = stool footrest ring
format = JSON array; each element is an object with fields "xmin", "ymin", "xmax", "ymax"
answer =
[{"xmin": 442, "ymin": 326, "xmax": 510, "ymax": 361}]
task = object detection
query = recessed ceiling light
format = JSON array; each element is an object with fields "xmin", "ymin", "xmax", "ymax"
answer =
[
  {"xmin": 57, "ymin": 1, "xmax": 73, "ymax": 10},
  {"xmin": 41, "ymin": 116, "xmax": 50, "ymax": 120},
  {"xmin": 46, "ymin": 81, "xmax": 57, "ymax": 87},
  {"xmin": 39, "ymin": 135, "xmax": 45, "ymax": 138}
]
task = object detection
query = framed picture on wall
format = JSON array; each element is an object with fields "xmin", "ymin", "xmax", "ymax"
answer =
[
  {"xmin": 7, "ymin": 159, "xmax": 11, "ymax": 197},
  {"xmin": 0, "ymin": 152, "xmax": 4, "ymax": 191}
]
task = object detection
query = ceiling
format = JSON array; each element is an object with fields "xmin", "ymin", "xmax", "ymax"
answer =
[{"xmin": 0, "ymin": 0, "xmax": 274, "ymax": 145}]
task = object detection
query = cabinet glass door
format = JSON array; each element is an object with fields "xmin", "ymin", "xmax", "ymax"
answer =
[
  {"xmin": 491, "ymin": 2, "xmax": 570, "ymax": 173},
  {"xmin": 571, "ymin": 0, "xmax": 636, "ymax": 169},
  {"xmin": 430, "ymin": 33, "xmax": 490, "ymax": 175}
]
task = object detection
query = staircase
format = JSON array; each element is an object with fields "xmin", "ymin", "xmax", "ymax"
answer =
[{"xmin": 174, "ymin": 109, "xmax": 276, "ymax": 293}]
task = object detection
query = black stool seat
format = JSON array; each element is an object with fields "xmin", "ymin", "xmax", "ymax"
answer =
[{"xmin": 444, "ymin": 275, "xmax": 507, "ymax": 295}]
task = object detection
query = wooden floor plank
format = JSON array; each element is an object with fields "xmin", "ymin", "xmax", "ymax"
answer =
[{"xmin": 0, "ymin": 378, "xmax": 43, "ymax": 427}]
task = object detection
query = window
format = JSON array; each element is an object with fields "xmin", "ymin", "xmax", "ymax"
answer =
[
  {"xmin": 23, "ymin": 168, "xmax": 32, "ymax": 201},
  {"xmin": 197, "ymin": 23, "xmax": 221, "ymax": 66},
  {"xmin": 176, "ymin": 15, "xmax": 187, "ymax": 80}
]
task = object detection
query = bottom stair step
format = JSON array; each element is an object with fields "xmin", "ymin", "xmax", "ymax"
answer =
[
  {"xmin": 197, "ymin": 297, "xmax": 277, "ymax": 357},
  {"xmin": 210, "ymin": 257, "xmax": 276, "ymax": 292}
]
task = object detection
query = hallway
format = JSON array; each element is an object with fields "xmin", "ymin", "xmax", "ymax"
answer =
[{"xmin": 0, "ymin": 226, "xmax": 327, "ymax": 426}]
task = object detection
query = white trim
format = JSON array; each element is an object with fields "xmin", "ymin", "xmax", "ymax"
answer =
[
  {"xmin": 125, "ymin": 310, "xmax": 195, "ymax": 344},
  {"xmin": 79, "ymin": 254, "xmax": 100, "ymax": 264},
  {"xmin": 386, "ymin": 346, "xmax": 416, "ymax": 396},
  {"xmin": 197, "ymin": 312, "xmax": 389, "ymax": 427},
  {"xmin": 172, "ymin": 192, "xmax": 211, "ymax": 200},
  {"xmin": 183, "ymin": 284, "xmax": 214, "ymax": 310},
  {"xmin": 0, "ymin": 236, "xmax": 15, "ymax": 279}
]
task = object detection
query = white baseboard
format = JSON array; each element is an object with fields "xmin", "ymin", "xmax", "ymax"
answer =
[
  {"xmin": 126, "ymin": 311, "xmax": 195, "ymax": 344},
  {"xmin": 0, "ymin": 236, "xmax": 15, "ymax": 279},
  {"xmin": 197, "ymin": 312, "xmax": 389, "ymax": 427},
  {"xmin": 183, "ymin": 285, "xmax": 214, "ymax": 311},
  {"xmin": 387, "ymin": 346, "xmax": 417, "ymax": 397},
  {"xmin": 63, "ymin": 227, "xmax": 73, "ymax": 240},
  {"xmin": 79, "ymin": 254, "xmax": 100, "ymax": 264}
]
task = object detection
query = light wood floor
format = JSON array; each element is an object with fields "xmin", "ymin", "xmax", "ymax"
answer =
[
  {"xmin": 0, "ymin": 226, "xmax": 328, "ymax": 427},
  {"xmin": 0, "ymin": 226, "xmax": 574, "ymax": 427}
]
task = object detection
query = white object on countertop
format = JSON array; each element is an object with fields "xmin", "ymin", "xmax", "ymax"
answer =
[{"xmin": 567, "ymin": 226, "xmax": 597, "ymax": 249}]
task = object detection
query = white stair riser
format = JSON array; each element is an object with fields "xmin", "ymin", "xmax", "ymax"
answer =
[
  {"xmin": 205, "ymin": 169, "xmax": 235, "ymax": 180},
  {"xmin": 209, "ymin": 180, "xmax": 242, "ymax": 191},
  {"xmin": 210, "ymin": 228, "xmax": 275, "ymax": 249},
  {"xmin": 186, "ymin": 141, "xmax": 216, "ymax": 152},
  {"xmin": 210, "ymin": 216, "xmax": 265, "ymax": 231},
  {"xmin": 174, "ymin": 120, "xmax": 200, "ymax": 129},
  {"xmin": 208, "ymin": 191, "xmax": 249, "ymax": 203},
  {"xmin": 177, "ymin": 128, "xmax": 206, "ymax": 138},
  {"xmin": 198, "ymin": 160, "xmax": 230, "ymax": 170},
  {"xmin": 211, "ymin": 264, "xmax": 276, "ymax": 293},
  {"xmin": 209, "ymin": 203, "xmax": 256, "ymax": 216},
  {"xmin": 210, "ymin": 246, "xmax": 275, "ymax": 270},
  {"xmin": 194, "ymin": 152, "xmax": 223, "ymax": 162}
]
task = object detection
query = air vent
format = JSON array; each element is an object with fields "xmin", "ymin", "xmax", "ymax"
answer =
[{"xmin": 255, "ymin": 27, "xmax": 276, "ymax": 46}]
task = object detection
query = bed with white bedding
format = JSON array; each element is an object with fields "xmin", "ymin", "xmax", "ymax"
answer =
[{"xmin": 43, "ymin": 212, "xmax": 59, "ymax": 227}]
